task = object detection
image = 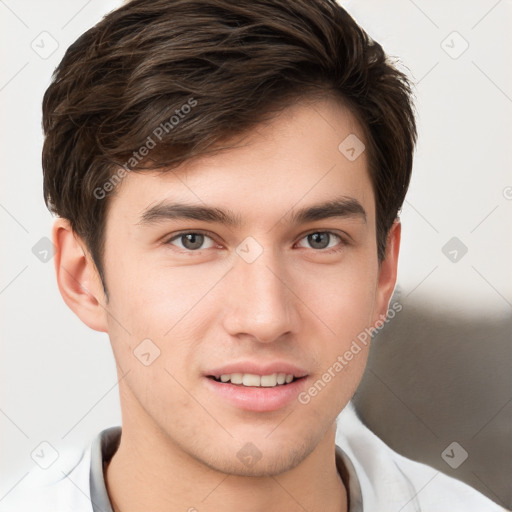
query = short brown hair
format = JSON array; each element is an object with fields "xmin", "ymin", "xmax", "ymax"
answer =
[{"xmin": 42, "ymin": 0, "xmax": 416, "ymax": 289}]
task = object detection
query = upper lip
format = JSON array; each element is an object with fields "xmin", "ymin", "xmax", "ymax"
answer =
[{"xmin": 205, "ymin": 361, "xmax": 309, "ymax": 379}]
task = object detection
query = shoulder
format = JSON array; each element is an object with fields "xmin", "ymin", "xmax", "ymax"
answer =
[
  {"xmin": 335, "ymin": 401, "xmax": 507, "ymax": 512},
  {"xmin": 0, "ymin": 438, "xmax": 94, "ymax": 512}
]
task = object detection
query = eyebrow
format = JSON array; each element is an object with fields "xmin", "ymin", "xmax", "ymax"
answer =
[{"xmin": 138, "ymin": 197, "xmax": 366, "ymax": 228}]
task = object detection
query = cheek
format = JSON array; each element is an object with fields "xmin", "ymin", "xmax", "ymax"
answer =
[
  {"xmin": 293, "ymin": 256, "xmax": 377, "ymax": 405},
  {"xmin": 295, "ymin": 276, "xmax": 375, "ymax": 423},
  {"xmin": 298, "ymin": 256, "xmax": 379, "ymax": 340},
  {"xmin": 107, "ymin": 259, "xmax": 221, "ymax": 331},
  {"xmin": 104, "ymin": 259, "xmax": 225, "ymax": 387}
]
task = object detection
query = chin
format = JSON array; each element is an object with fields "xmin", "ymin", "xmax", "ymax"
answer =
[{"xmin": 192, "ymin": 433, "xmax": 315, "ymax": 477}]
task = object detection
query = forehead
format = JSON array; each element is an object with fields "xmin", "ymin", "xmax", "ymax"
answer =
[{"xmin": 107, "ymin": 97, "xmax": 374, "ymax": 230}]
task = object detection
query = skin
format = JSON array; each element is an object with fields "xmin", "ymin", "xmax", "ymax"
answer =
[{"xmin": 53, "ymin": 96, "xmax": 400, "ymax": 512}]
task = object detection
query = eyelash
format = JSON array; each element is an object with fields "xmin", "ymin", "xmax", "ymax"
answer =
[{"xmin": 164, "ymin": 230, "xmax": 347, "ymax": 254}]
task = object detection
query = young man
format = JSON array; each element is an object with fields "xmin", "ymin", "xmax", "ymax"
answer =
[{"xmin": 3, "ymin": 0, "xmax": 507, "ymax": 511}]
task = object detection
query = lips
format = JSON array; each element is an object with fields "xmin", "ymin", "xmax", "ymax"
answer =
[
  {"xmin": 204, "ymin": 372, "xmax": 309, "ymax": 412},
  {"xmin": 203, "ymin": 361, "xmax": 310, "ymax": 411}
]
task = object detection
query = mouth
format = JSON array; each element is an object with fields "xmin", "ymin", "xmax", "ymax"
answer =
[
  {"xmin": 207, "ymin": 373, "xmax": 305, "ymax": 388},
  {"xmin": 204, "ymin": 372, "xmax": 309, "ymax": 412}
]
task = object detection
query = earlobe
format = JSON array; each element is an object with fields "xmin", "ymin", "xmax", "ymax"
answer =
[
  {"xmin": 373, "ymin": 220, "xmax": 401, "ymax": 325},
  {"xmin": 52, "ymin": 218, "xmax": 108, "ymax": 333}
]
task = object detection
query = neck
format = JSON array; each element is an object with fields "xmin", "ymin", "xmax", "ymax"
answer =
[{"xmin": 105, "ymin": 417, "xmax": 347, "ymax": 512}]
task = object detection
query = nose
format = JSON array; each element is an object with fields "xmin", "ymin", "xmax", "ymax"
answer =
[{"xmin": 222, "ymin": 242, "xmax": 301, "ymax": 344}]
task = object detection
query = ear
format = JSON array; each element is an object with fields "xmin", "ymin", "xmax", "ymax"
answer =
[
  {"xmin": 372, "ymin": 220, "xmax": 401, "ymax": 326},
  {"xmin": 52, "ymin": 218, "xmax": 109, "ymax": 332}
]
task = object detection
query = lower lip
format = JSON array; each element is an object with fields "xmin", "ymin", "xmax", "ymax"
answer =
[{"xmin": 204, "ymin": 376, "xmax": 308, "ymax": 412}]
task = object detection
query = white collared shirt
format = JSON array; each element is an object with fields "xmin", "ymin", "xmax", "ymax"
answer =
[{"xmin": 1, "ymin": 401, "xmax": 507, "ymax": 511}]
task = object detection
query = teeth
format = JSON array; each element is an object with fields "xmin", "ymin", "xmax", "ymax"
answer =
[
  {"xmin": 260, "ymin": 374, "xmax": 276, "ymax": 387},
  {"xmin": 230, "ymin": 373, "xmax": 243, "ymax": 385},
  {"xmin": 216, "ymin": 372, "xmax": 297, "ymax": 387}
]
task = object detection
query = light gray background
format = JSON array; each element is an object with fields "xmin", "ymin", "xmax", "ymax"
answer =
[{"xmin": 1, "ymin": 0, "xmax": 511, "ymax": 508}]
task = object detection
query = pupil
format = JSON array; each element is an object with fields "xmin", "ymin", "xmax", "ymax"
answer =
[
  {"xmin": 183, "ymin": 233, "xmax": 204, "ymax": 250},
  {"xmin": 309, "ymin": 232, "xmax": 329, "ymax": 249}
]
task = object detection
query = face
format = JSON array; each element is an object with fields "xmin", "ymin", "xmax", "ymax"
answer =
[{"xmin": 73, "ymin": 96, "xmax": 398, "ymax": 476}]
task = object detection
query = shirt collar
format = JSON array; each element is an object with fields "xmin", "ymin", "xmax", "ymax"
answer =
[{"xmin": 90, "ymin": 426, "xmax": 118, "ymax": 512}]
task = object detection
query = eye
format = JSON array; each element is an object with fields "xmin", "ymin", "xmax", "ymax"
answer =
[
  {"xmin": 296, "ymin": 231, "xmax": 344, "ymax": 252},
  {"xmin": 166, "ymin": 231, "xmax": 217, "ymax": 251}
]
